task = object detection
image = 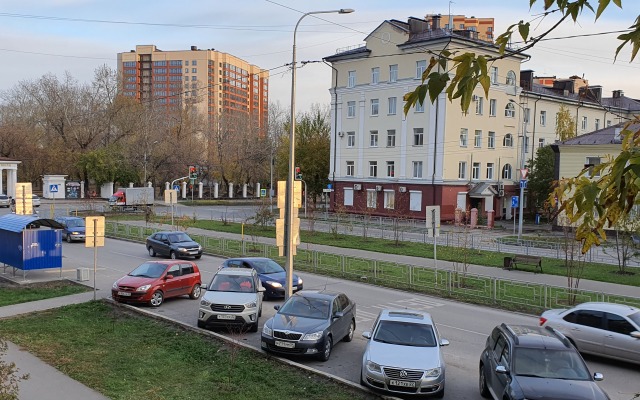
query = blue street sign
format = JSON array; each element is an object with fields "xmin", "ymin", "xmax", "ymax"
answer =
[
  {"xmin": 327, "ymin": 183, "xmax": 332, "ymax": 189},
  {"xmin": 173, "ymin": 185, "xmax": 180, "ymax": 191},
  {"xmin": 520, "ymin": 179, "xmax": 528, "ymax": 189},
  {"xmin": 511, "ymin": 196, "xmax": 519, "ymax": 208},
  {"xmin": 49, "ymin": 184, "xmax": 59, "ymax": 193}
]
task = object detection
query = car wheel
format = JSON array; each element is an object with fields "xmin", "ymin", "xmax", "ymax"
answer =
[
  {"xmin": 148, "ymin": 247, "xmax": 156, "ymax": 257},
  {"xmin": 66, "ymin": 234, "xmax": 72, "ymax": 243},
  {"xmin": 189, "ymin": 284, "xmax": 201, "ymax": 299},
  {"xmin": 149, "ymin": 291, "xmax": 164, "ymax": 307},
  {"xmin": 170, "ymin": 251, "xmax": 177, "ymax": 260},
  {"xmin": 249, "ymin": 322, "xmax": 259, "ymax": 333},
  {"xmin": 343, "ymin": 320, "xmax": 355, "ymax": 342},
  {"xmin": 479, "ymin": 363, "xmax": 490, "ymax": 398},
  {"xmin": 194, "ymin": 255, "xmax": 202, "ymax": 260},
  {"xmin": 318, "ymin": 336, "xmax": 332, "ymax": 362}
]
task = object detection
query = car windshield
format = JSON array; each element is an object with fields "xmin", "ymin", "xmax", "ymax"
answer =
[
  {"xmin": 168, "ymin": 233, "xmax": 192, "ymax": 243},
  {"xmin": 514, "ymin": 348, "xmax": 591, "ymax": 380},
  {"xmin": 209, "ymin": 275, "xmax": 254, "ymax": 292},
  {"xmin": 66, "ymin": 219, "xmax": 85, "ymax": 228},
  {"xmin": 129, "ymin": 263, "xmax": 167, "ymax": 278},
  {"xmin": 628, "ymin": 311, "xmax": 640, "ymax": 327},
  {"xmin": 249, "ymin": 259, "xmax": 285, "ymax": 274},
  {"xmin": 279, "ymin": 296, "xmax": 330, "ymax": 319},
  {"xmin": 373, "ymin": 320, "xmax": 437, "ymax": 347}
]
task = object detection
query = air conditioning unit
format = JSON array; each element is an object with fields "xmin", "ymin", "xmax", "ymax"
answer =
[
  {"xmin": 472, "ymin": 95, "xmax": 479, "ymax": 101},
  {"xmin": 76, "ymin": 268, "xmax": 90, "ymax": 282},
  {"xmin": 498, "ymin": 189, "xmax": 505, "ymax": 197},
  {"xmin": 338, "ymin": 131, "xmax": 344, "ymax": 137},
  {"xmin": 399, "ymin": 186, "xmax": 407, "ymax": 193},
  {"xmin": 498, "ymin": 182, "xmax": 504, "ymax": 191},
  {"xmin": 375, "ymin": 185, "xmax": 383, "ymax": 192},
  {"xmin": 353, "ymin": 184, "xmax": 362, "ymax": 190}
]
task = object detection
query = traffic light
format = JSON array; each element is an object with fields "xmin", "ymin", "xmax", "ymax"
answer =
[
  {"xmin": 295, "ymin": 166, "xmax": 302, "ymax": 180},
  {"xmin": 189, "ymin": 165, "xmax": 197, "ymax": 180}
]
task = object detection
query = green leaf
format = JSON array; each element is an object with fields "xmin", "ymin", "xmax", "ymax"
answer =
[
  {"xmin": 428, "ymin": 73, "xmax": 449, "ymax": 103},
  {"xmin": 595, "ymin": 0, "xmax": 610, "ymax": 19},
  {"xmin": 518, "ymin": 21, "xmax": 531, "ymax": 42}
]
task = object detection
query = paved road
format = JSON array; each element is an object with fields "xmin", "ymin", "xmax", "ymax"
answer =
[{"xmin": 20, "ymin": 237, "xmax": 635, "ymax": 400}]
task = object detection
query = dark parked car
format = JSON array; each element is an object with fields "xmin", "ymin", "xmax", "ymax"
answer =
[
  {"xmin": 55, "ymin": 216, "xmax": 86, "ymax": 243},
  {"xmin": 220, "ymin": 258, "xmax": 303, "ymax": 299},
  {"xmin": 146, "ymin": 231, "xmax": 202, "ymax": 259},
  {"xmin": 261, "ymin": 290, "xmax": 356, "ymax": 361},
  {"xmin": 479, "ymin": 323, "xmax": 609, "ymax": 400},
  {"xmin": 112, "ymin": 260, "xmax": 202, "ymax": 307}
]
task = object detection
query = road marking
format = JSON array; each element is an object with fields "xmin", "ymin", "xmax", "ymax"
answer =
[
  {"xmin": 437, "ymin": 323, "xmax": 486, "ymax": 336},
  {"xmin": 356, "ymin": 297, "xmax": 445, "ymax": 323}
]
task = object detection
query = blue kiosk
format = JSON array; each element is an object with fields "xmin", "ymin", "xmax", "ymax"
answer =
[{"xmin": 0, "ymin": 214, "xmax": 64, "ymax": 280}]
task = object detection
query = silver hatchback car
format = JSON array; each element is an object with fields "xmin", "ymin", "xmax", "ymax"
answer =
[
  {"xmin": 361, "ymin": 309, "xmax": 449, "ymax": 398},
  {"xmin": 540, "ymin": 302, "xmax": 640, "ymax": 365}
]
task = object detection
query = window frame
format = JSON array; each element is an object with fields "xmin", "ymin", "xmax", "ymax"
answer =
[
  {"xmin": 370, "ymin": 99, "xmax": 379, "ymax": 116},
  {"xmin": 458, "ymin": 161, "xmax": 467, "ymax": 180},
  {"xmin": 413, "ymin": 128, "xmax": 424, "ymax": 146},
  {"xmin": 371, "ymin": 67, "xmax": 380, "ymax": 84}
]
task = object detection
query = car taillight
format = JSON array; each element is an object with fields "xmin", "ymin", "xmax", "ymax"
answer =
[{"xmin": 539, "ymin": 317, "xmax": 547, "ymax": 326}]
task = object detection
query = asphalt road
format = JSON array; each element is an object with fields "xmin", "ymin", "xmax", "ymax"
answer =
[{"xmin": 51, "ymin": 237, "xmax": 640, "ymax": 400}]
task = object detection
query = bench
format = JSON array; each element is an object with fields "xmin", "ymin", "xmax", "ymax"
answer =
[{"xmin": 505, "ymin": 255, "xmax": 542, "ymax": 273}]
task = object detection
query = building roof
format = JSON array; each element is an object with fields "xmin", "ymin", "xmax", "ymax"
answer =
[
  {"xmin": 468, "ymin": 182, "xmax": 498, "ymax": 197},
  {"xmin": 559, "ymin": 123, "xmax": 640, "ymax": 146},
  {"xmin": 0, "ymin": 214, "xmax": 63, "ymax": 233},
  {"xmin": 601, "ymin": 96, "xmax": 640, "ymax": 112}
]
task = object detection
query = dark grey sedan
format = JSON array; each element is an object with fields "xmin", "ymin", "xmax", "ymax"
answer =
[
  {"xmin": 261, "ymin": 290, "xmax": 356, "ymax": 361},
  {"xmin": 146, "ymin": 231, "xmax": 203, "ymax": 259}
]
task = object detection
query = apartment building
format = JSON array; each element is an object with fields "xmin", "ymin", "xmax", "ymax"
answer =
[
  {"xmin": 117, "ymin": 45, "xmax": 269, "ymax": 132},
  {"xmin": 428, "ymin": 14, "xmax": 495, "ymax": 41}
]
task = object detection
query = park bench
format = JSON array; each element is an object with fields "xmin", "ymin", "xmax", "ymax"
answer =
[{"xmin": 504, "ymin": 255, "xmax": 543, "ymax": 273}]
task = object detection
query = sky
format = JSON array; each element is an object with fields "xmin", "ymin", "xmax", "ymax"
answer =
[{"xmin": 0, "ymin": 0, "xmax": 639, "ymax": 112}]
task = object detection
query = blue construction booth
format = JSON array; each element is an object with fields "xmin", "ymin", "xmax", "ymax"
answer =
[{"xmin": 0, "ymin": 214, "xmax": 64, "ymax": 279}]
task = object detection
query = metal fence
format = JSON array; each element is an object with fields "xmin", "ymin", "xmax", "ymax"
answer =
[{"xmin": 106, "ymin": 221, "xmax": 640, "ymax": 313}]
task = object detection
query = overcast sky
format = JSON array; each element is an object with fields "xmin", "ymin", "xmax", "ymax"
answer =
[{"xmin": 0, "ymin": 0, "xmax": 638, "ymax": 112}]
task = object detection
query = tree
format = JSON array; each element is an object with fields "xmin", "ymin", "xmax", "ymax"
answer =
[
  {"xmin": 527, "ymin": 145, "xmax": 555, "ymax": 212},
  {"xmin": 402, "ymin": 0, "xmax": 640, "ymax": 253},
  {"xmin": 556, "ymin": 105, "xmax": 578, "ymax": 141}
]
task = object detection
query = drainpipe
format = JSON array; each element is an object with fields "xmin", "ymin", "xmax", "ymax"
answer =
[
  {"xmin": 324, "ymin": 60, "xmax": 339, "ymax": 211},
  {"xmin": 530, "ymin": 96, "xmax": 541, "ymax": 161}
]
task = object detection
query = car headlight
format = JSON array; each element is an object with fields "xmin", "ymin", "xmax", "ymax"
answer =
[
  {"xmin": 71, "ymin": 231, "xmax": 79, "ymax": 235},
  {"xmin": 112, "ymin": 281, "xmax": 119, "ymax": 289},
  {"xmin": 366, "ymin": 360, "xmax": 382, "ymax": 373},
  {"xmin": 297, "ymin": 277, "xmax": 303, "ymax": 285},
  {"xmin": 136, "ymin": 284, "xmax": 151, "ymax": 292},
  {"xmin": 302, "ymin": 331, "xmax": 324, "ymax": 341},
  {"xmin": 262, "ymin": 323, "xmax": 272, "ymax": 337},
  {"xmin": 266, "ymin": 281, "xmax": 282, "ymax": 288},
  {"xmin": 200, "ymin": 299, "xmax": 211, "ymax": 307},
  {"xmin": 198, "ymin": 245, "xmax": 202, "ymax": 250},
  {"xmin": 245, "ymin": 301, "xmax": 257, "ymax": 309},
  {"xmin": 178, "ymin": 247, "xmax": 187, "ymax": 252},
  {"xmin": 424, "ymin": 367, "xmax": 441, "ymax": 377}
]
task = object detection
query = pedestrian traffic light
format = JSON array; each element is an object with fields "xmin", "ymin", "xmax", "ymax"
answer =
[
  {"xmin": 189, "ymin": 165, "xmax": 197, "ymax": 180},
  {"xmin": 295, "ymin": 166, "xmax": 302, "ymax": 180}
]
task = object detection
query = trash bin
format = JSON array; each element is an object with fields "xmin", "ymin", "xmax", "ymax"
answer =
[
  {"xmin": 535, "ymin": 213, "xmax": 541, "ymax": 225},
  {"xmin": 77, "ymin": 268, "xmax": 90, "ymax": 282},
  {"xmin": 503, "ymin": 257, "xmax": 512, "ymax": 270}
]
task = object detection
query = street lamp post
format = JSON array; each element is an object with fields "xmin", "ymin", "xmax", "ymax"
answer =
[
  {"xmin": 285, "ymin": 8, "xmax": 354, "ymax": 300},
  {"xmin": 143, "ymin": 140, "xmax": 159, "ymax": 184},
  {"xmin": 510, "ymin": 100, "xmax": 527, "ymax": 240}
]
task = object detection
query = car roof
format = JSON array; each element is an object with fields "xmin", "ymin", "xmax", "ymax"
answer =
[
  {"xmin": 293, "ymin": 290, "xmax": 342, "ymax": 300},
  {"xmin": 378, "ymin": 309, "xmax": 434, "ymax": 324},
  {"xmin": 216, "ymin": 267, "xmax": 255, "ymax": 276},
  {"xmin": 144, "ymin": 260, "xmax": 195, "ymax": 266},
  {"xmin": 501, "ymin": 324, "xmax": 571, "ymax": 350},
  {"xmin": 572, "ymin": 302, "xmax": 640, "ymax": 316},
  {"xmin": 228, "ymin": 257, "xmax": 271, "ymax": 262},
  {"xmin": 57, "ymin": 216, "xmax": 83, "ymax": 221},
  {"xmin": 153, "ymin": 231, "xmax": 190, "ymax": 235}
]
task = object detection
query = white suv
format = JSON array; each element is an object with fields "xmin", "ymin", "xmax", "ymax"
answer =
[{"xmin": 197, "ymin": 268, "xmax": 264, "ymax": 332}]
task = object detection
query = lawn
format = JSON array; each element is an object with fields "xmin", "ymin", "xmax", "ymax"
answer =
[
  {"xmin": 0, "ymin": 302, "xmax": 378, "ymax": 400},
  {"xmin": 0, "ymin": 280, "xmax": 90, "ymax": 307}
]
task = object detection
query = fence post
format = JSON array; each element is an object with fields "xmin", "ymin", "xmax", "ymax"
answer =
[
  {"xmin": 341, "ymin": 255, "xmax": 346, "ymax": 277},
  {"xmin": 241, "ymin": 240, "xmax": 246, "ymax": 256},
  {"xmin": 544, "ymin": 284, "xmax": 548, "ymax": 309},
  {"xmin": 492, "ymin": 278, "xmax": 497, "ymax": 304}
]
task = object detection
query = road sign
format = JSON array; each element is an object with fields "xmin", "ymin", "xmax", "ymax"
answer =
[
  {"xmin": 85, "ymin": 216, "xmax": 105, "ymax": 248},
  {"xmin": 164, "ymin": 189, "xmax": 178, "ymax": 204},
  {"xmin": 520, "ymin": 180, "xmax": 527, "ymax": 189},
  {"xmin": 260, "ymin": 188, "xmax": 267, "ymax": 197},
  {"xmin": 173, "ymin": 185, "xmax": 180, "ymax": 191},
  {"xmin": 49, "ymin": 184, "xmax": 59, "ymax": 193},
  {"xmin": 511, "ymin": 196, "xmax": 519, "ymax": 208},
  {"xmin": 520, "ymin": 168, "xmax": 529, "ymax": 179},
  {"xmin": 322, "ymin": 188, "xmax": 333, "ymax": 193}
]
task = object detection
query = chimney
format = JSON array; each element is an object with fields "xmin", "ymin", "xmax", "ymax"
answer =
[
  {"xmin": 191, "ymin": 46, "xmax": 198, "ymax": 51},
  {"xmin": 432, "ymin": 14, "xmax": 441, "ymax": 30},
  {"xmin": 613, "ymin": 90, "xmax": 624, "ymax": 98}
]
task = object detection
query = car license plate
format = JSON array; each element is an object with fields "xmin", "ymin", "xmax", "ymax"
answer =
[
  {"xmin": 292, "ymin": 286, "xmax": 297, "ymax": 290},
  {"xmin": 217, "ymin": 314, "xmax": 236, "ymax": 320},
  {"xmin": 389, "ymin": 380, "xmax": 416, "ymax": 388},
  {"xmin": 274, "ymin": 340, "xmax": 295, "ymax": 348},
  {"xmin": 117, "ymin": 291, "xmax": 131, "ymax": 297}
]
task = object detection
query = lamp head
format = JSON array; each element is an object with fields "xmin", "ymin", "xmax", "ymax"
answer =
[{"xmin": 339, "ymin": 8, "xmax": 355, "ymax": 14}]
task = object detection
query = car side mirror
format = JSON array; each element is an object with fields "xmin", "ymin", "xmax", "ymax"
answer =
[
  {"xmin": 630, "ymin": 331, "xmax": 640, "ymax": 339},
  {"xmin": 439, "ymin": 338, "xmax": 450, "ymax": 347},
  {"xmin": 274, "ymin": 305, "xmax": 280, "ymax": 311},
  {"xmin": 495, "ymin": 365, "xmax": 508, "ymax": 375},
  {"xmin": 165, "ymin": 274, "xmax": 174, "ymax": 280},
  {"xmin": 593, "ymin": 373, "xmax": 604, "ymax": 381},
  {"xmin": 333, "ymin": 311, "xmax": 344, "ymax": 319},
  {"xmin": 201, "ymin": 284, "xmax": 208, "ymax": 290},
  {"xmin": 362, "ymin": 331, "xmax": 371, "ymax": 339}
]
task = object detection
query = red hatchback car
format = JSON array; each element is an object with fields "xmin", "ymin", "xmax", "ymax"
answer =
[{"xmin": 112, "ymin": 260, "xmax": 202, "ymax": 307}]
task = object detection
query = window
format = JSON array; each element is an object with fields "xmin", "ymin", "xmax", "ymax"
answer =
[
  {"xmin": 343, "ymin": 188, "xmax": 354, "ymax": 206},
  {"xmin": 475, "ymin": 97, "xmax": 483, "ymax": 115},
  {"xmin": 503, "ymin": 133, "xmax": 513, "ymax": 147},
  {"xmin": 585, "ymin": 156, "xmax": 601, "ymax": 177},
  {"xmin": 366, "ymin": 189, "xmax": 377, "ymax": 208},
  {"xmin": 458, "ymin": 162, "xmax": 467, "ymax": 179},
  {"xmin": 415, "ymin": 100, "xmax": 425, "ymax": 112},
  {"xmin": 370, "ymin": 131, "xmax": 379, "ymax": 147},
  {"xmin": 369, "ymin": 161, "xmax": 378, "ymax": 177},
  {"xmin": 387, "ymin": 130, "xmax": 396, "ymax": 147},
  {"xmin": 506, "ymin": 70, "xmax": 516, "ymax": 85},
  {"xmin": 413, "ymin": 161, "xmax": 423, "ymax": 178},
  {"xmin": 606, "ymin": 312, "xmax": 636, "ymax": 335},
  {"xmin": 384, "ymin": 190, "xmax": 395, "ymax": 209},
  {"xmin": 490, "ymin": 67, "xmax": 498, "ymax": 84},
  {"xmin": 524, "ymin": 136, "xmax": 530, "ymax": 154},
  {"xmin": 409, "ymin": 191, "xmax": 422, "ymax": 211},
  {"xmin": 388, "ymin": 97, "xmax": 397, "ymax": 115},
  {"xmin": 347, "ymin": 101, "xmax": 356, "ymax": 118},
  {"xmin": 486, "ymin": 163, "xmax": 494, "ymax": 180},
  {"xmin": 474, "ymin": 130, "xmax": 482, "ymax": 147},
  {"xmin": 371, "ymin": 67, "xmax": 379, "ymax": 84},
  {"xmin": 540, "ymin": 110, "xmax": 547, "ymax": 126},
  {"xmin": 386, "ymin": 161, "xmax": 395, "ymax": 177},
  {"xmin": 185, "ymin": 60, "xmax": 190, "ymax": 66},
  {"xmin": 347, "ymin": 131, "xmax": 355, "ymax": 147},
  {"xmin": 502, "ymin": 164, "xmax": 512, "ymax": 180},
  {"xmin": 607, "ymin": 120, "xmax": 612, "ymax": 127},
  {"xmin": 413, "ymin": 128, "xmax": 424, "ymax": 146},
  {"xmin": 370, "ymin": 99, "xmax": 379, "ymax": 116},
  {"xmin": 595, "ymin": 118, "xmax": 600, "ymax": 130},
  {"xmin": 346, "ymin": 161, "xmax": 354, "ymax": 176},
  {"xmin": 488, "ymin": 131, "xmax": 495, "ymax": 148},
  {"xmin": 472, "ymin": 162, "xmax": 480, "ymax": 180},
  {"xmin": 348, "ymin": 70, "xmax": 356, "ymax": 88},
  {"xmin": 460, "ymin": 128, "xmax": 468, "ymax": 147},
  {"xmin": 538, "ymin": 138, "xmax": 545, "ymax": 148},
  {"xmin": 192, "ymin": 68, "xmax": 197, "ymax": 73},
  {"xmin": 582, "ymin": 116, "xmax": 588, "ymax": 130},
  {"xmin": 489, "ymin": 99, "xmax": 497, "ymax": 116},
  {"xmin": 416, "ymin": 60, "xmax": 427, "ymax": 78},
  {"xmin": 524, "ymin": 107, "xmax": 531, "ymax": 123},
  {"xmin": 505, "ymin": 103, "xmax": 515, "ymax": 118},
  {"xmin": 389, "ymin": 64, "xmax": 398, "ymax": 82},
  {"xmin": 573, "ymin": 310, "xmax": 603, "ymax": 329}
]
